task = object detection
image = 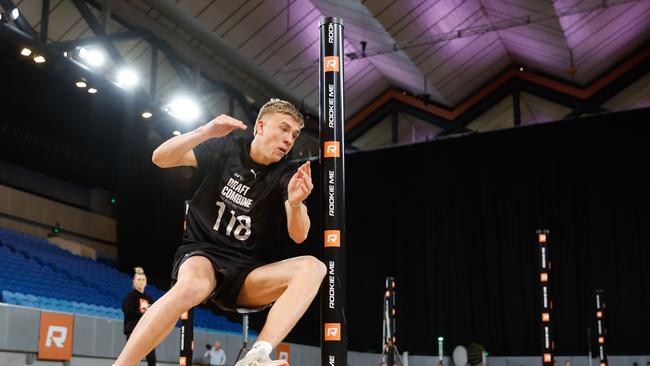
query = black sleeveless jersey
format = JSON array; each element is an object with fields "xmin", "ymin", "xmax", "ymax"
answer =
[{"xmin": 183, "ymin": 136, "xmax": 296, "ymax": 263}]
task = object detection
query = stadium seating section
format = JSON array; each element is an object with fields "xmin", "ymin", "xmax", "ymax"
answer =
[{"xmin": 0, "ymin": 227, "xmax": 247, "ymax": 334}]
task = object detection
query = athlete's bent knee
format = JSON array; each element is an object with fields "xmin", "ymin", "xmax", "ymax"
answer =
[
  {"xmin": 173, "ymin": 279, "xmax": 214, "ymax": 308},
  {"xmin": 299, "ymin": 256, "xmax": 327, "ymax": 281}
]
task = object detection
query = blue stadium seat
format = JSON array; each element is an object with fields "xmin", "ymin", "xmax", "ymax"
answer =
[
  {"xmin": 0, "ymin": 227, "xmax": 236, "ymax": 330},
  {"xmin": 1, "ymin": 290, "xmax": 16, "ymax": 304}
]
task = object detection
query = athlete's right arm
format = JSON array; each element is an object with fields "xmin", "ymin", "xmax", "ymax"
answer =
[{"xmin": 151, "ymin": 114, "xmax": 247, "ymax": 168}]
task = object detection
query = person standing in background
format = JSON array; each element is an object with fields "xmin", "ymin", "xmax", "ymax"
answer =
[
  {"xmin": 204, "ymin": 340, "xmax": 226, "ymax": 366},
  {"xmin": 121, "ymin": 267, "xmax": 156, "ymax": 366}
]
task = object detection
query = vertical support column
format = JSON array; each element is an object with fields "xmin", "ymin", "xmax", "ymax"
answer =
[
  {"xmin": 192, "ymin": 63, "xmax": 200, "ymax": 88},
  {"xmin": 537, "ymin": 229, "xmax": 555, "ymax": 366},
  {"xmin": 594, "ymin": 289, "xmax": 608, "ymax": 366},
  {"xmin": 513, "ymin": 89, "xmax": 521, "ymax": 126},
  {"xmin": 229, "ymin": 94, "xmax": 235, "ymax": 116},
  {"xmin": 150, "ymin": 46, "xmax": 158, "ymax": 102},
  {"xmin": 319, "ymin": 16, "xmax": 347, "ymax": 366},
  {"xmin": 101, "ymin": 0, "xmax": 111, "ymax": 32},
  {"xmin": 391, "ymin": 108, "xmax": 399, "ymax": 144},
  {"xmin": 179, "ymin": 201, "xmax": 194, "ymax": 366},
  {"xmin": 383, "ymin": 277, "xmax": 397, "ymax": 366},
  {"xmin": 40, "ymin": 0, "xmax": 50, "ymax": 43}
]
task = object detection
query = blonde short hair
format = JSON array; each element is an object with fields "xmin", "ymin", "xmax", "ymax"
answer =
[
  {"xmin": 254, "ymin": 98, "xmax": 304, "ymax": 135},
  {"xmin": 134, "ymin": 267, "xmax": 145, "ymax": 277}
]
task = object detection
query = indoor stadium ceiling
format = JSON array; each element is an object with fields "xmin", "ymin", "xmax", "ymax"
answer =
[{"xmin": 2, "ymin": 0, "xmax": 650, "ymax": 152}]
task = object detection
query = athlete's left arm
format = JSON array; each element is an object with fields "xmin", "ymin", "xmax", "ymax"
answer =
[{"xmin": 285, "ymin": 161, "xmax": 313, "ymax": 244}]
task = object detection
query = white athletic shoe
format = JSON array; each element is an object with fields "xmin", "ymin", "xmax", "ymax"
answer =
[{"xmin": 235, "ymin": 348, "xmax": 289, "ymax": 366}]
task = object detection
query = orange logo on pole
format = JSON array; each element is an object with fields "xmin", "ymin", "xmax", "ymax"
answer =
[
  {"xmin": 38, "ymin": 312, "xmax": 74, "ymax": 360},
  {"xmin": 324, "ymin": 230, "xmax": 340, "ymax": 247},
  {"xmin": 179, "ymin": 356, "xmax": 187, "ymax": 366},
  {"xmin": 324, "ymin": 56, "xmax": 340, "ymax": 72},
  {"xmin": 324, "ymin": 323, "xmax": 341, "ymax": 341},
  {"xmin": 276, "ymin": 343, "xmax": 291, "ymax": 362},
  {"xmin": 324, "ymin": 141, "xmax": 340, "ymax": 158}
]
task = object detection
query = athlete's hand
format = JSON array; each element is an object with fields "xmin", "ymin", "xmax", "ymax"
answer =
[
  {"xmin": 287, "ymin": 161, "xmax": 313, "ymax": 206},
  {"xmin": 201, "ymin": 114, "xmax": 247, "ymax": 138}
]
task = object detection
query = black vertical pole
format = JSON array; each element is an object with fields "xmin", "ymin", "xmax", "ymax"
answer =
[
  {"xmin": 319, "ymin": 16, "xmax": 347, "ymax": 366},
  {"xmin": 594, "ymin": 290, "xmax": 608, "ymax": 366},
  {"xmin": 179, "ymin": 201, "xmax": 193, "ymax": 366},
  {"xmin": 179, "ymin": 309, "xmax": 194, "ymax": 366},
  {"xmin": 385, "ymin": 277, "xmax": 396, "ymax": 366},
  {"xmin": 537, "ymin": 229, "xmax": 555, "ymax": 366},
  {"xmin": 587, "ymin": 328, "xmax": 593, "ymax": 366}
]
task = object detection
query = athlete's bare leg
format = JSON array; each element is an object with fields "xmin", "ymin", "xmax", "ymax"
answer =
[
  {"xmin": 114, "ymin": 256, "xmax": 217, "ymax": 366},
  {"xmin": 236, "ymin": 255, "xmax": 326, "ymax": 347}
]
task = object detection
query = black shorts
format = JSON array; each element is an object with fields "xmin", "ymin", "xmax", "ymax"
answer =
[{"xmin": 171, "ymin": 242, "xmax": 266, "ymax": 312}]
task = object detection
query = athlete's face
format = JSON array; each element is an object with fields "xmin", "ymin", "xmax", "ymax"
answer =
[
  {"xmin": 255, "ymin": 112, "xmax": 301, "ymax": 163},
  {"xmin": 133, "ymin": 274, "xmax": 147, "ymax": 292}
]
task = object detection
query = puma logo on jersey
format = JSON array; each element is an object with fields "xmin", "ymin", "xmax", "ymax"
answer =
[{"xmin": 234, "ymin": 170, "xmax": 260, "ymax": 181}]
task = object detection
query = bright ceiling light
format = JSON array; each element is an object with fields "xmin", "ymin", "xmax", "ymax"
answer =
[
  {"xmin": 11, "ymin": 8, "xmax": 19, "ymax": 20},
  {"xmin": 79, "ymin": 47, "xmax": 105, "ymax": 67},
  {"xmin": 33, "ymin": 55, "xmax": 46, "ymax": 63},
  {"xmin": 76, "ymin": 80, "xmax": 87, "ymax": 88},
  {"xmin": 88, "ymin": 88, "xmax": 98, "ymax": 94},
  {"xmin": 141, "ymin": 112, "xmax": 153, "ymax": 119},
  {"xmin": 117, "ymin": 68, "xmax": 139, "ymax": 88},
  {"xmin": 167, "ymin": 97, "xmax": 201, "ymax": 123},
  {"xmin": 172, "ymin": 130, "xmax": 181, "ymax": 136},
  {"xmin": 20, "ymin": 48, "xmax": 32, "ymax": 56}
]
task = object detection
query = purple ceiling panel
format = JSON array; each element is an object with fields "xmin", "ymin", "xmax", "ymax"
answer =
[
  {"xmin": 554, "ymin": 0, "xmax": 650, "ymax": 83},
  {"xmin": 409, "ymin": 10, "xmax": 487, "ymax": 67},
  {"xmin": 482, "ymin": 0, "xmax": 573, "ymax": 80},
  {"xmin": 442, "ymin": 41, "xmax": 512, "ymax": 105},
  {"xmin": 143, "ymin": 0, "xmax": 650, "ymax": 118},
  {"xmin": 364, "ymin": 0, "xmax": 499, "ymax": 105},
  {"xmin": 345, "ymin": 70, "xmax": 393, "ymax": 119},
  {"xmin": 309, "ymin": 0, "xmax": 436, "ymax": 98}
]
